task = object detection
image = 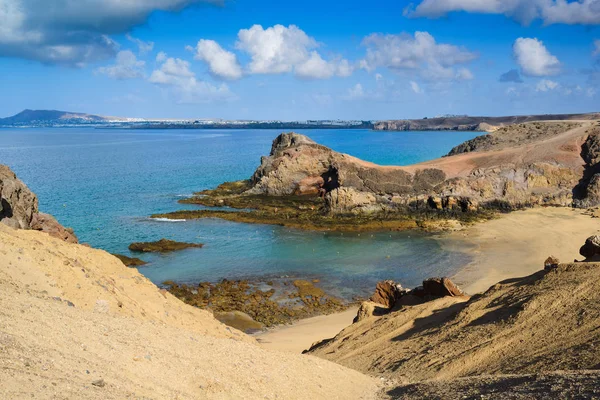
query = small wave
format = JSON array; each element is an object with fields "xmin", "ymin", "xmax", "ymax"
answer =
[{"xmin": 149, "ymin": 217, "xmax": 187, "ymax": 222}]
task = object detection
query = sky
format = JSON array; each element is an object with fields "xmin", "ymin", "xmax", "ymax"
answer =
[{"xmin": 0, "ymin": 0, "xmax": 599, "ymax": 120}]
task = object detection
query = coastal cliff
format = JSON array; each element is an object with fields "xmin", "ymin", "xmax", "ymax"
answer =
[
  {"xmin": 373, "ymin": 112, "xmax": 600, "ymax": 132},
  {"xmin": 238, "ymin": 121, "xmax": 599, "ymax": 214},
  {"xmin": 0, "ymin": 164, "xmax": 78, "ymax": 243},
  {"xmin": 154, "ymin": 120, "xmax": 600, "ymax": 231}
]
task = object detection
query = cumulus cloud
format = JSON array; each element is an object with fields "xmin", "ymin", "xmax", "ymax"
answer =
[
  {"xmin": 360, "ymin": 31, "xmax": 477, "ymax": 82},
  {"xmin": 0, "ymin": 0, "xmax": 218, "ymax": 66},
  {"xmin": 191, "ymin": 39, "xmax": 243, "ymax": 80},
  {"xmin": 149, "ymin": 53, "xmax": 235, "ymax": 103},
  {"xmin": 95, "ymin": 50, "xmax": 145, "ymax": 79},
  {"xmin": 536, "ymin": 79, "xmax": 560, "ymax": 91},
  {"xmin": 513, "ymin": 38, "xmax": 560, "ymax": 76},
  {"xmin": 234, "ymin": 24, "xmax": 354, "ymax": 79},
  {"xmin": 499, "ymin": 69, "xmax": 524, "ymax": 83},
  {"xmin": 406, "ymin": 0, "xmax": 600, "ymax": 25},
  {"xmin": 126, "ymin": 34, "xmax": 154, "ymax": 55},
  {"xmin": 344, "ymin": 83, "xmax": 365, "ymax": 100}
]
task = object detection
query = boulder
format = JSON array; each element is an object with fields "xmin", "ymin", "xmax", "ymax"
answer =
[
  {"xmin": 421, "ymin": 277, "xmax": 464, "ymax": 297},
  {"xmin": 30, "ymin": 212, "xmax": 78, "ymax": 244},
  {"xmin": 370, "ymin": 280, "xmax": 404, "ymax": 309},
  {"xmin": 579, "ymin": 235, "xmax": 600, "ymax": 259},
  {"xmin": 112, "ymin": 254, "xmax": 147, "ymax": 267},
  {"xmin": 0, "ymin": 165, "xmax": 38, "ymax": 229},
  {"xmin": 544, "ymin": 256, "xmax": 560, "ymax": 271}
]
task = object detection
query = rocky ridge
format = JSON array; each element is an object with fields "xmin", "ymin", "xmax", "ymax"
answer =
[
  {"xmin": 0, "ymin": 164, "xmax": 78, "ymax": 242},
  {"xmin": 243, "ymin": 121, "xmax": 600, "ymax": 215}
]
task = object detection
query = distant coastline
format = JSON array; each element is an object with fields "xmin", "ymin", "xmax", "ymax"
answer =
[{"xmin": 1, "ymin": 108, "xmax": 599, "ymax": 132}]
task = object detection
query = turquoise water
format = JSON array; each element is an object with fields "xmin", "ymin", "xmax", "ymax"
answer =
[{"xmin": 0, "ymin": 128, "xmax": 480, "ymax": 298}]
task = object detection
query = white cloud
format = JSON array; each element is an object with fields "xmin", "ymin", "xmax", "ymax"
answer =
[
  {"xmin": 192, "ymin": 39, "xmax": 243, "ymax": 80},
  {"xmin": 410, "ymin": 81, "xmax": 424, "ymax": 94},
  {"xmin": 95, "ymin": 50, "xmax": 145, "ymax": 79},
  {"xmin": 375, "ymin": 73, "xmax": 384, "ymax": 82},
  {"xmin": 149, "ymin": 53, "xmax": 235, "ymax": 103},
  {"xmin": 345, "ymin": 83, "xmax": 365, "ymax": 100},
  {"xmin": 126, "ymin": 34, "xmax": 154, "ymax": 55},
  {"xmin": 588, "ymin": 87, "xmax": 597, "ymax": 97},
  {"xmin": 0, "ymin": 0, "xmax": 217, "ymax": 66},
  {"xmin": 360, "ymin": 32, "xmax": 477, "ymax": 82},
  {"xmin": 536, "ymin": 79, "xmax": 560, "ymax": 91},
  {"xmin": 513, "ymin": 38, "xmax": 560, "ymax": 77},
  {"xmin": 406, "ymin": 0, "xmax": 600, "ymax": 25},
  {"xmin": 235, "ymin": 24, "xmax": 353, "ymax": 79},
  {"xmin": 594, "ymin": 39, "xmax": 600, "ymax": 56}
]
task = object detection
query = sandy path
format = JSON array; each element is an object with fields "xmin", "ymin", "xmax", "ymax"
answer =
[
  {"xmin": 255, "ymin": 308, "xmax": 358, "ymax": 353},
  {"xmin": 259, "ymin": 207, "xmax": 600, "ymax": 353}
]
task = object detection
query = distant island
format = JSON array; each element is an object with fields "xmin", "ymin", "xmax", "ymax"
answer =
[{"xmin": 1, "ymin": 108, "xmax": 599, "ymax": 132}]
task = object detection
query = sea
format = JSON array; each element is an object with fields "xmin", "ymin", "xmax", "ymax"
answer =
[{"xmin": 0, "ymin": 127, "xmax": 480, "ymax": 299}]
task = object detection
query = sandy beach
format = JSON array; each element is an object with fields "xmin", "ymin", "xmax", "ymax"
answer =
[{"xmin": 257, "ymin": 207, "xmax": 600, "ymax": 353}]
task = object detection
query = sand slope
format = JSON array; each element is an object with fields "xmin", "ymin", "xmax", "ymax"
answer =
[
  {"xmin": 0, "ymin": 224, "xmax": 378, "ymax": 399},
  {"xmin": 309, "ymin": 260, "xmax": 600, "ymax": 384}
]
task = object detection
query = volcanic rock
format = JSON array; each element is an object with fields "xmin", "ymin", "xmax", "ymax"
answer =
[{"xmin": 128, "ymin": 239, "xmax": 203, "ymax": 253}]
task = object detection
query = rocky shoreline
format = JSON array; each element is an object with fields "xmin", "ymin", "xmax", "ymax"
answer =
[
  {"xmin": 163, "ymin": 277, "xmax": 349, "ymax": 332},
  {"xmin": 154, "ymin": 121, "xmax": 600, "ymax": 233}
]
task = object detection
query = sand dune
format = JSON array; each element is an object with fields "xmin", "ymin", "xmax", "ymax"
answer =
[{"xmin": 0, "ymin": 224, "xmax": 378, "ymax": 399}]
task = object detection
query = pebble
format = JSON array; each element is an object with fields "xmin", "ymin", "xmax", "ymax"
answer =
[{"xmin": 91, "ymin": 379, "xmax": 106, "ymax": 388}]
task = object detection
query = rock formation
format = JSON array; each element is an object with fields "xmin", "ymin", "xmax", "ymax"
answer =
[
  {"xmin": 242, "ymin": 121, "xmax": 600, "ymax": 215},
  {"xmin": 128, "ymin": 238, "xmax": 203, "ymax": 253},
  {"xmin": 0, "ymin": 164, "xmax": 77, "ymax": 242},
  {"xmin": 355, "ymin": 277, "xmax": 464, "ymax": 322}
]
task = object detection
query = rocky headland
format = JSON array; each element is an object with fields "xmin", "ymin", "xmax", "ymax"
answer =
[
  {"xmin": 155, "ymin": 120, "xmax": 600, "ymax": 231},
  {"xmin": 373, "ymin": 112, "xmax": 600, "ymax": 132}
]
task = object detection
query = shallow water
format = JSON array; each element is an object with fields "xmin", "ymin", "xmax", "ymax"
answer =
[{"xmin": 0, "ymin": 127, "xmax": 480, "ymax": 299}]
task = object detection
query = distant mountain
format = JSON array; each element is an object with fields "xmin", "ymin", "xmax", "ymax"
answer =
[{"xmin": 0, "ymin": 109, "xmax": 113, "ymax": 126}]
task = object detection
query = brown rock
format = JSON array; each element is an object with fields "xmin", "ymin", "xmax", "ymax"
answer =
[
  {"xmin": 422, "ymin": 277, "xmax": 464, "ymax": 297},
  {"xmin": 579, "ymin": 235, "xmax": 600, "ymax": 258},
  {"xmin": 544, "ymin": 256, "xmax": 560, "ymax": 270},
  {"xmin": 128, "ymin": 239, "xmax": 203, "ymax": 253},
  {"xmin": 370, "ymin": 280, "xmax": 404, "ymax": 309},
  {"xmin": 30, "ymin": 212, "xmax": 78, "ymax": 244},
  {"xmin": 112, "ymin": 254, "xmax": 147, "ymax": 267}
]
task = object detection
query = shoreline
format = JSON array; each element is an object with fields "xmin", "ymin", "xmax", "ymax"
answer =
[{"xmin": 256, "ymin": 206, "xmax": 600, "ymax": 353}]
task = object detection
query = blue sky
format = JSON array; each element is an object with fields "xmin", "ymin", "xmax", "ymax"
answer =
[{"xmin": 0, "ymin": 0, "xmax": 599, "ymax": 120}]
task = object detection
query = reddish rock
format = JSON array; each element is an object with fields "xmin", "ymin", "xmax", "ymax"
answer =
[
  {"xmin": 30, "ymin": 212, "xmax": 78, "ymax": 244},
  {"xmin": 422, "ymin": 277, "xmax": 464, "ymax": 297},
  {"xmin": 370, "ymin": 280, "xmax": 404, "ymax": 309}
]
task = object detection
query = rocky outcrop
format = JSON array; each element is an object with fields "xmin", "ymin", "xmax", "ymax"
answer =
[
  {"xmin": 578, "ymin": 235, "xmax": 600, "ymax": 261},
  {"xmin": 0, "ymin": 165, "xmax": 38, "ymax": 229},
  {"xmin": 0, "ymin": 164, "xmax": 77, "ymax": 242},
  {"xmin": 30, "ymin": 212, "xmax": 78, "ymax": 244},
  {"xmin": 354, "ymin": 277, "xmax": 465, "ymax": 322},
  {"xmin": 243, "ymin": 121, "xmax": 599, "ymax": 215},
  {"xmin": 374, "ymin": 112, "xmax": 600, "ymax": 132}
]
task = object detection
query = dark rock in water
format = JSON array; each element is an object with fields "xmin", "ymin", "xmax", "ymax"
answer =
[
  {"xmin": 30, "ymin": 212, "xmax": 78, "ymax": 244},
  {"xmin": 422, "ymin": 277, "xmax": 464, "ymax": 298},
  {"xmin": 112, "ymin": 254, "xmax": 148, "ymax": 267},
  {"xmin": 128, "ymin": 239, "xmax": 203, "ymax": 253}
]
